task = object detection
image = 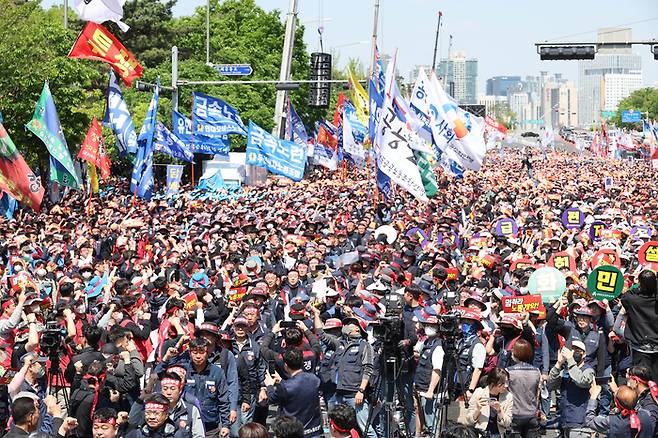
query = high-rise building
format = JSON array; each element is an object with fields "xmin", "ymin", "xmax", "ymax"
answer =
[
  {"xmin": 543, "ymin": 81, "xmax": 578, "ymax": 128},
  {"xmin": 408, "ymin": 65, "xmax": 432, "ymax": 85},
  {"xmin": 578, "ymin": 28, "xmax": 642, "ymax": 127},
  {"xmin": 486, "ymin": 76, "xmax": 521, "ymax": 96},
  {"xmin": 437, "ymin": 51, "xmax": 478, "ymax": 104}
]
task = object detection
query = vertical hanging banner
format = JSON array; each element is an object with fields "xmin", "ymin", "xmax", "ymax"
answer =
[
  {"xmin": 103, "ymin": 71, "xmax": 138, "ymax": 156},
  {"xmin": 68, "ymin": 22, "xmax": 143, "ymax": 86},
  {"xmin": 192, "ymin": 92, "xmax": 247, "ymax": 138},
  {"xmin": 285, "ymin": 97, "xmax": 309, "ymax": 148},
  {"xmin": 130, "ymin": 81, "xmax": 159, "ymax": 199},
  {"xmin": 78, "ymin": 117, "xmax": 111, "ymax": 179},
  {"xmin": 166, "ymin": 164, "xmax": 184, "ymax": 196},
  {"xmin": 0, "ymin": 123, "xmax": 44, "ymax": 211},
  {"xmin": 153, "ymin": 122, "xmax": 193, "ymax": 162},
  {"xmin": 172, "ymin": 110, "xmax": 230, "ymax": 155},
  {"xmin": 246, "ymin": 121, "xmax": 307, "ymax": 181}
]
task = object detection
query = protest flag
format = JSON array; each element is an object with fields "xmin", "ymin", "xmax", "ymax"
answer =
[
  {"xmin": 0, "ymin": 122, "xmax": 44, "ymax": 212},
  {"xmin": 414, "ymin": 150, "xmax": 438, "ymax": 197},
  {"xmin": 73, "ymin": 0, "xmax": 129, "ymax": 31},
  {"xmin": 68, "ymin": 22, "xmax": 143, "ymax": 86},
  {"xmin": 130, "ymin": 80, "xmax": 159, "ymax": 200},
  {"xmin": 26, "ymin": 82, "xmax": 80, "ymax": 189},
  {"xmin": 285, "ymin": 97, "xmax": 309, "ymax": 148},
  {"xmin": 347, "ymin": 67, "xmax": 369, "ymax": 126},
  {"xmin": 78, "ymin": 117, "xmax": 111, "ymax": 179},
  {"xmin": 375, "ymin": 51, "xmax": 427, "ymax": 202},
  {"xmin": 103, "ymin": 71, "xmax": 138, "ymax": 156},
  {"xmin": 153, "ymin": 122, "xmax": 194, "ymax": 163}
]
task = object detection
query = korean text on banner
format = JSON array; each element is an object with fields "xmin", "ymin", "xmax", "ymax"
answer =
[
  {"xmin": 192, "ymin": 92, "xmax": 247, "ymax": 138},
  {"xmin": 246, "ymin": 121, "xmax": 307, "ymax": 181}
]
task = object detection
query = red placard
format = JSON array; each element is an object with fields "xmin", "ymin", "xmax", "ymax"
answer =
[
  {"xmin": 590, "ymin": 249, "xmax": 621, "ymax": 269},
  {"xmin": 547, "ymin": 252, "xmax": 577, "ymax": 272},
  {"xmin": 502, "ymin": 294, "xmax": 542, "ymax": 314},
  {"xmin": 68, "ymin": 22, "xmax": 143, "ymax": 86},
  {"xmin": 181, "ymin": 292, "xmax": 198, "ymax": 311},
  {"xmin": 638, "ymin": 241, "xmax": 658, "ymax": 265}
]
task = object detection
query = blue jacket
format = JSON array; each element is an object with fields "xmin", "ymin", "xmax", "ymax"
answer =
[{"xmin": 267, "ymin": 371, "xmax": 322, "ymax": 437}]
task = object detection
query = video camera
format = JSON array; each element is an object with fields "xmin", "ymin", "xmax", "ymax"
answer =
[
  {"xmin": 40, "ymin": 320, "xmax": 67, "ymax": 358},
  {"xmin": 372, "ymin": 288, "xmax": 404, "ymax": 349}
]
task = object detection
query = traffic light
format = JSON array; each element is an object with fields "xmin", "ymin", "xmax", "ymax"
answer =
[
  {"xmin": 653, "ymin": 45, "xmax": 658, "ymax": 60},
  {"xmin": 308, "ymin": 52, "xmax": 331, "ymax": 108},
  {"xmin": 538, "ymin": 45, "xmax": 596, "ymax": 60}
]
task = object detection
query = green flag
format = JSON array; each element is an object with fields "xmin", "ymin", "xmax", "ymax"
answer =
[
  {"xmin": 414, "ymin": 150, "xmax": 438, "ymax": 197},
  {"xmin": 26, "ymin": 82, "xmax": 80, "ymax": 189}
]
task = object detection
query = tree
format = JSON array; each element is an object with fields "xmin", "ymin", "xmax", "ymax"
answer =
[
  {"xmin": 0, "ymin": 0, "xmax": 101, "ymax": 178},
  {"xmin": 614, "ymin": 87, "xmax": 658, "ymax": 128}
]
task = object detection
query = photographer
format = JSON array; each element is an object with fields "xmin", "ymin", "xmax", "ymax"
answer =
[
  {"xmin": 464, "ymin": 368, "xmax": 513, "ymax": 437},
  {"xmin": 260, "ymin": 320, "xmax": 320, "ymax": 379},
  {"xmin": 621, "ymin": 270, "xmax": 658, "ymax": 381},
  {"xmin": 399, "ymin": 285, "xmax": 422, "ymax": 437}
]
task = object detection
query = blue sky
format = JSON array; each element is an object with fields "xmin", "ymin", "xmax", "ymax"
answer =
[{"xmin": 46, "ymin": 0, "xmax": 658, "ymax": 92}]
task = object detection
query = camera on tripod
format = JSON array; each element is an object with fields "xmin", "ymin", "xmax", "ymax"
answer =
[
  {"xmin": 372, "ymin": 289, "xmax": 404, "ymax": 348},
  {"xmin": 40, "ymin": 320, "xmax": 66, "ymax": 358}
]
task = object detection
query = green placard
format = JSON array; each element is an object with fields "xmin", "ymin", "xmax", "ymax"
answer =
[
  {"xmin": 587, "ymin": 265, "xmax": 624, "ymax": 300},
  {"xmin": 528, "ymin": 266, "xmax": 566, "ymax": 300}
]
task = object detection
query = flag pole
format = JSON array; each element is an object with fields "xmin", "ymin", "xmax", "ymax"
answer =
[{"xmin": 191, "ymin": 108, "xmax": 196, "ymax": 187}]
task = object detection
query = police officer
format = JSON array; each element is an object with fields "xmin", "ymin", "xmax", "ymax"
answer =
[
  {"xmin": 324, "ymin": 316, "xmax": 376, "ymax": 438},
  {"xmin": 413, "ymin": 307, "xmax": 444, "ymax": 437}
]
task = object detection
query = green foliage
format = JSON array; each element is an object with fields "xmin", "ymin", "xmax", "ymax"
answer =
[{"xmin": 614, "ymin": 88, "xmax": 658, "ymax": 128}]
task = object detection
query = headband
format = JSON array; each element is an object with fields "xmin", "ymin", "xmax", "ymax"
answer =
[
  {"xmin": 144, "ymin": 403, "xmax": 169, "ymax": 412},
  {"xmin": 160, "ymin": 378, "xmax": 181, "ymax": 388},
  {"xmin": 329, "ymin": 420, "xmax": 359, "ymax": 438},
  {"xmin": 93, "ymin": 418, "xmax": 117, "ymax": 426}
]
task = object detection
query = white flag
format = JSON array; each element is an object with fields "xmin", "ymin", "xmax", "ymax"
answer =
[
  {"xmin": 375, "ymin": 52, "xmax": 428, "ymax": 202},
  {"xmin": 74, "ymin": 0, "xmax": 129, "ymax": 32},
  {"xmin": 541, "ymin": 126, "xmax": 554, "ymax": 149},
  {"xmin": 425, "ymin": 72, "xmax": 486, "ymax": 171}
]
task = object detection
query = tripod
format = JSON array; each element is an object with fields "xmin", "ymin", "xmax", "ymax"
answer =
[
  {"xmin": 429, "ymin": 338, "xmax": 468, "ymax": 438},
  {"xmin": 45, "ymin": 353, "xmax": 70, "ymax": 414},
  {"xmin": 365, "ymin": 347, "xmax": 405, "ymax": 438}
]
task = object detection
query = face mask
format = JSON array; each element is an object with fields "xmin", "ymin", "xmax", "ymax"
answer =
[
  {"xmin": 114, "ymin": 313, "xmax": 124, "ymax": 323},
  {"xmin": 82, "ymin": 272, "xmax": 92, "ymax": 280},
  {"xmin": 341, "ymin": 325, "xmax": 360, "ymax": 338},
  {"xmin": 14, "ymin": 265, "xmax": 23, "ymax": 273},
  {"xmin": 424, "ymin": 326, "xmax": 438, "ymax": 337},
  {"xmin": 573, "ymin": 351, "xmax": 584, "ymax": 363},
  {"xmin": 461, "ymin": 322, "xmax": 474, "ymax": 335},
  {"xmin": 36, "ymin": 268, "xmax": 47, "ymax": 277}
]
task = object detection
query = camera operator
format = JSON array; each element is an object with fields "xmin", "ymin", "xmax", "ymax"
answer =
[
  {"xmin": 398, "ymin": 285, "xmax": 422, "ymax": 437},
  {"xmin": 455, "ymin": 309, "xmax": 486, "ymax": 402},
  {"xmin": 260, "ymin": 320, "xmax": 321, "ymax": 379},
  {"xmin": 413, "ymin": 307, "xmax": 444, "ymax": 437}
]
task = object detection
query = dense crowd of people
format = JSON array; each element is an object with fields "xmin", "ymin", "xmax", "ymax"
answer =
[{"xmin": 1, "ymin": 148, "xmax": 658, "ymax": 438}]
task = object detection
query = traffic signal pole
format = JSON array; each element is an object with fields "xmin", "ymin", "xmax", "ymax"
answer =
[{"xmin": 273, "ymin": 0, "xmax": 299, "ymax": 139}]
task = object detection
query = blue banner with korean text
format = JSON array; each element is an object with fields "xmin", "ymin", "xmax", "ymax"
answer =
[
  {"xmin": 192, "ymin": 92, "xmax": 247, "ymax": 138},
  {"xmin": 172, "ymin": 110, "xmax": 230, "ymax": 155},
  {"xmin": 246, "ymin": 121, "xmax": 307, "ymax": 181}
]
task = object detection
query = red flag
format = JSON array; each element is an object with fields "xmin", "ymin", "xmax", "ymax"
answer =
[
  {"xmin": 68, "ymin": 22, "xmax": 143, "ymax": 86},
  {"xmin": 0, "ymin": 123, "xmax": 44, "ymax": 212},
  {"xmin": 78, "ymin": 118, "xmax": 111, "ymax": 179},
  {"xmin": 485, "ymin": 115, "xmax": 508, "ymax": 135},
  {"xmin": 317, "ymin": 124, "xmax": 337, "ymax": 150},
  {"xmin": 333, "ymin": 92, "xmax": 346, "ymax": 127}
]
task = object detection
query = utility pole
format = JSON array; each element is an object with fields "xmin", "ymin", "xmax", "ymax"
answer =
[
  {"xmin": 370, "ymin": 0, "xmax": 380, "ymax": 78},
  {"xmin": 431, "ymin": 11, "xmax": 442, "ymax": 73},
  {"xmin": 172, "ymin": 46, "xmax": 179, "ymax": 112},
  {"xmin": 272, "ymin": 0, "xmax": 298, "ymax": 138},
  {"xmin": 444, "ymin": 34, "xmax": 453, "ymax": 88},
  {"xmin": 63, "ymin": 0, "xmax": 68, "ymax": 28},
  {"xmin": 206, "ymin": 0, "xmax": 211, "ymax": 65}
]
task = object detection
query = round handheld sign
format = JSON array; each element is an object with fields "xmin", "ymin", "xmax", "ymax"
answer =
[
  {"xmin": 587, "ymin": 265, "xmax": 624, "ymax": 300},
  {"xmin": 494, "ymin": 218, "xmax": 518, "ymax": 237},
  {"xmin": 638, "ymin": 241, "xmax": 658, "ymax": 265},
  {"xmin": 528, "ymin": 267, "xmax": 566, "ymax": 300},
  {"xmin": 561, "ymin": 208, "xmax": 584, "ymax": 230},
  {"xmin": 589, "ymin": 221, "xmax": 606, "ymax": 242}
]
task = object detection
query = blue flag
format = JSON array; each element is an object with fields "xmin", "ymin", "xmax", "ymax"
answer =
[
  {"xmin": 172, "ymin": 110, "xmax": 230, "ymax": 155},
  {"xmin": 374, "ymin": 45, "xmax": 386, "ymax": 94},
  {"xmin": 246, "ymin": 121, "xmax": 307, "ymax": 181},
  {"xmin": 344, "ymin": 102, "xmax": 367, "ymax": 143},
  {"xmin": 197, "ymin": 167, "xmax": 225, "ymax": 191},
  {"xmin": 0, "ymin": 192, "xmax": 17, "ymax": 220},
  {"xmin": 286, "ymin": 98, "xmax": 309, "ymax": 147},
  {"xmin": 166, "ymin": 164, "xmax": 185, "ymax": 196},
  {"xmin": 103, "ymin": 71, "xmax": 138, "ymax": 156},
  {"xmin": 192, "ymin": 92, "xmax": 247, "ymax": 138},
  {"xmin": 130, "ymin": 80, "xmax": 159, "ymax": 199},
  {"xmin": 154, "ymin": 122, "xmax": 193, "ymax": 162}
]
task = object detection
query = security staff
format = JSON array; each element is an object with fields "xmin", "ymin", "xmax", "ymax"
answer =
[
  {"xmin": 323, "ymin": 316, "xmax": 376, "ymax": 438},
  {"xmin": 413, "ymin": 307, "xmax": 444, "ymax": 437}
]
